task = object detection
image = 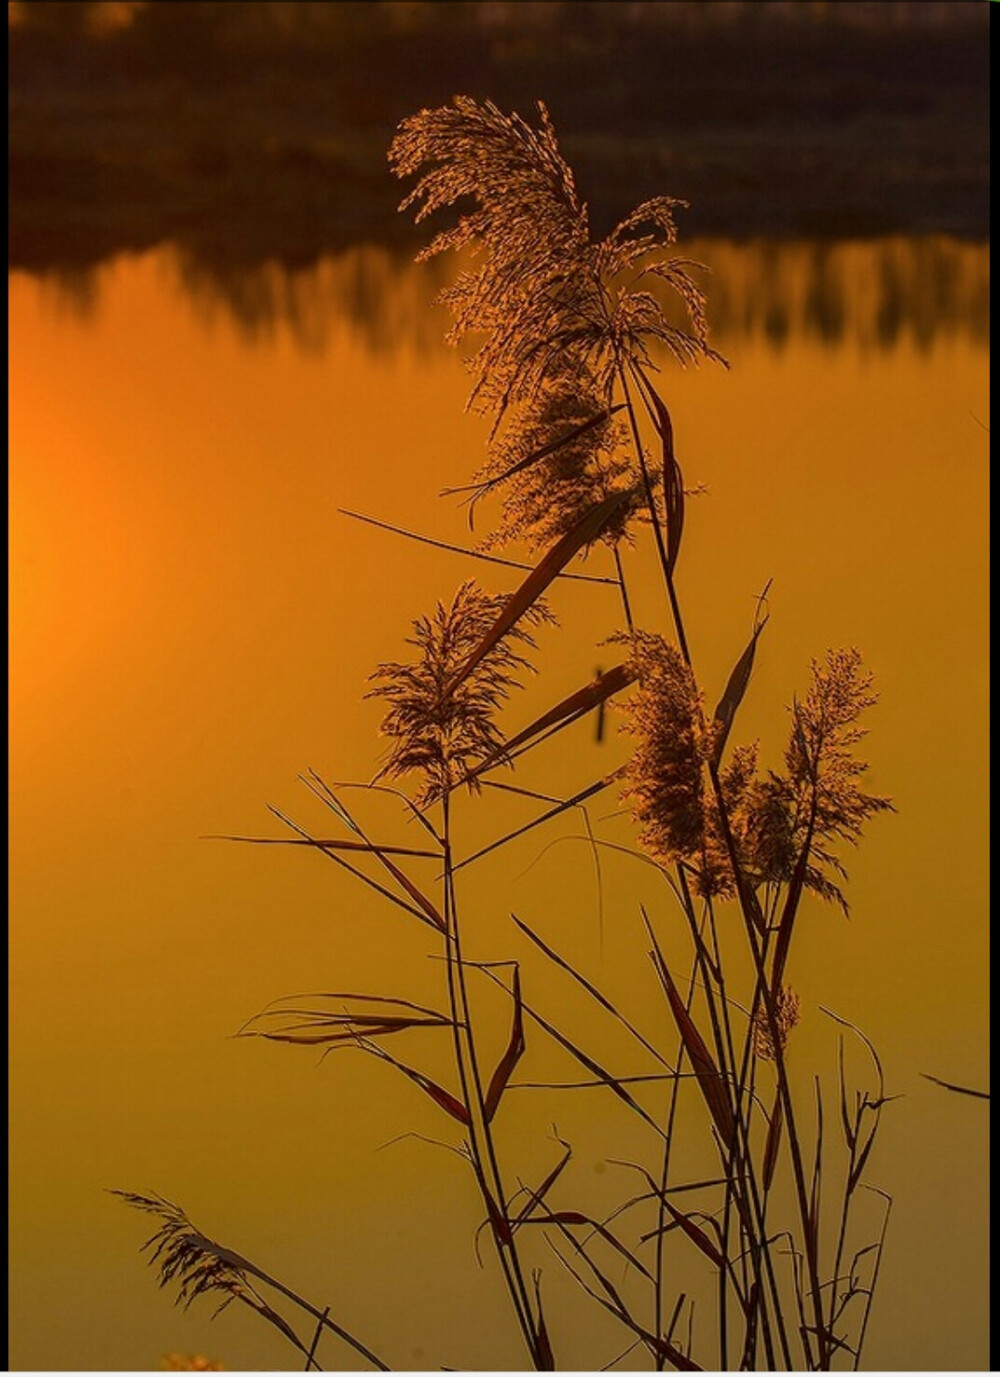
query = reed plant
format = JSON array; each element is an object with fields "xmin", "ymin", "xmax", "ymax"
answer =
[{"xmin": 119, "ymin": 98, "xmax": 894, "ymax": 1372}]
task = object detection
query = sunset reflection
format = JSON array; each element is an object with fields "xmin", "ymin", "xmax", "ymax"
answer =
[{"xmin": 9, "ymin": 234, "xmax": 988, "ymax": 1370}]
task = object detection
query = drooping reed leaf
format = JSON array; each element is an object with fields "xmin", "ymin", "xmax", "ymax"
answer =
[
  {"xmin": 460, "ymin": 663, "xmax": 636, "ymax": 786},
  {"xmin": 643, "ymin": 384, "xmax": 685, "ymax": 576},
  {"xmin": 358, "ymin": 1041, "xmax": 470, "ymax": 1125},
  {"xmin": 920, "ymin": 1073, "xmax": 990, "ymax": 1100},
  {"xmin": 650, "ymin": 949, "xmax": 735, "ymax": 1149},
  {"xmin": 484, "ymin": 966, "xmax": 526, "ymax": 1122}
]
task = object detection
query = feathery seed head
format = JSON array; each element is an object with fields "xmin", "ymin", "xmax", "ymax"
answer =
[
  {"xmin": 617, "ymin": 632, "xmax": 713, "ymax": 870},
  {"xmin": 753, "ymin": 986, "xmax": 802, "ymax": 1062},
  {"xmin": 369, "ymin": 580, "xmax": 553, "ymax": 806},
  {"xmin": 115, "ymin": 1192, "xmax": 262, "ymax": 1318},
  {"xmin": 478, "ymin": 363, "xmax": 653, "ymax": 553},
  {"xmin": 389, "ymin": 98, "xmax": 718, "ymax": 422}
]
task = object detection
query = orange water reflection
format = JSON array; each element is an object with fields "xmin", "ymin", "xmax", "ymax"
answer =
[
  {"xmin": 9, "ymin": 242, "xmax": 989, "ymax": 1371},
  {"xmin": 33, "ymin": 235, "xmax": 991, "ymax": 356}
]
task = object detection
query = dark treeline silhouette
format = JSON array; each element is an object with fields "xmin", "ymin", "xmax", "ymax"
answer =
[{"xmin": 10, "ymin": 1, "xmax": 989, "ymax": 274}]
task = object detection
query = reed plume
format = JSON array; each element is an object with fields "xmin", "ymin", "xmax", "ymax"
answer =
[
  {"xmin": 391, "ymin": 97, "xmax": 719, "ymax": 559},
  {"xmin": 368, "ymin": 579, "xmax": 552, "ymax": 805}
]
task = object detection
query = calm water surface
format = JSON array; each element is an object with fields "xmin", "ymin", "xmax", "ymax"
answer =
[{"xmin": 9, "ymin": 239, "xmax": 989, "ymax": 1371}]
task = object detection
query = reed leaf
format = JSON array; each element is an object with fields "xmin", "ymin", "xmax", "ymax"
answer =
[
  {"xmin": 522, "ymin": 1211, "xmax": 655, "ymax": 1282},
  {"xmin": 650, "ymin": 950, "xmax": 735, "ymax": 1148},
  {"xmin": 453, "ymin": 773, "xmax": 619, "ymax": 872},
  {"xmin": 512, "ymin": 1139, "xmax": 573, "ymax": 1229},
  {"xmin": 655, "ymin": 1203, "xmax": 725, "ymax": 1269},
  {"xmin": 357, "ymin": 1041, "xmax": 470, "ymax": 1125},
  {"xmin": 763, "ymin": 1092, "xmax": 784, "ymax": 1194},
  {"xmin": 512, "ymin": 913, "xmax": 670, "ymax": 1069},
  {"xmin": 339, "ymin": 508, "xmax": 617, "ymax": 586},
  {"xmin": 643, "ymin": 384, "xmax": 685, "ymax": 575},
  {"xmin": 461, "ymin": 663, "xmax": 636, "ymax": 785},
  {"xmin": 920, "ymin": 1073, "xmax": 990, "ymax": 1100},
  {"xmin": 710, "ymin": 615, "xmax": 768, "ymax": 768},
  {"xmin": 443, "ymin": 492, "xmax": 630, "ymax": 700},
  {"xmin": 444, "ymin": 404, "xmax": 625, "ymax": 502},
  {"xmin": 484, "ymin": 966, "xmax": 526, "ymax": 1122},
  {"xmin": 207, "ymin": 835, "xmax": 440, "ymax": 859},
  {"xmin": 532, "ymin": 1273, "xmax": 556, "ymax": 1372}
]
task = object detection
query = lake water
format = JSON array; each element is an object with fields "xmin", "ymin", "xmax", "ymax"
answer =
[{"xmin": 9, "ymin": 237, "xmax": 989, "ymax": 1371}]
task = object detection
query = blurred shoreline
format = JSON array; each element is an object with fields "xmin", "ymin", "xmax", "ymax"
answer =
[
  {"xmin": 16, "ymin": 237, "xmax": 989, "ymax": 358},
  {"xmin": 9, "ymin": 1, "xmax": 989, "ymax": 276}
]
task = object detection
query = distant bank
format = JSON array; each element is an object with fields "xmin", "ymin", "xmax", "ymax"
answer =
[{"xmin": 9, "ymin": 0, "xmax": 989, "ymax": 273}]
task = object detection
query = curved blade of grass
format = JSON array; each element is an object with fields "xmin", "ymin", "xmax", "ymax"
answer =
[
  {"xmin": 709, "ymin": 614, "xmax": 768, "ymax": 768},
  {"xmin": 460, "ymin": 663, "xmax": 636, "ymax": 787},
  {"xmin": 484, "ymin": 966, "xmax": 526, "ymax": 1122},
  {"xmin": 339, "ymin": 508, "xmax": 616, "ymax": 585},
  {"xmin": 644, "ymin": 387, "xmax": 685, "ymax": 576},
  {"xmin": 357, "ymin": 1040, "xmax": 470, "ymax": 1125},
  {"xmin": 649, "ymin": 947, "xmax": 735, "ymax": 1148},
  {"xmin": 920, "ymin": 1073, "xmax": 990, "ymax": 1100},
  {"xmin": 307, "ymin": 774, "xmax": 443, "ymax": 845}
]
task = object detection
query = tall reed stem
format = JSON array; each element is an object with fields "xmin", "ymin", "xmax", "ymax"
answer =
[{"xmin": 441, "ymin": 793, "xmax": 543, "ymax": 1368}]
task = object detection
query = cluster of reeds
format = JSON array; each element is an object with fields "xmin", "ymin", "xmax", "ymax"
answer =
[{"xmin": 119, "ymin": 98, "xmax": 894, "ymax": 1372}]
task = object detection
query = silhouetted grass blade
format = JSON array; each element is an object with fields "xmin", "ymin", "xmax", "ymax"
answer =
[
  {"xmin": 484, "ymin": 966, "xmax": 526, "ymax": 1122},
  {"xmin": 443, "ymin": 492, "xmax": 630, "ymax": 700},
  {"xmin": 651, "ymin": 950, "xmax": 735, "ymax": 1148},
  {"xmin": 461, "ymin": 663, "xmax": 636, "ymax": 786},
  {"xmin": 710, "ymin": 617, "xmax": 768, "ymax": 767}
]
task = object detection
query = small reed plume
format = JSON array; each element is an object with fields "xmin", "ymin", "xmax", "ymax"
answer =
[
  {"xmin": 753, "ymin": 985, "xmax": 802, "ymax": 1061},
  {"xmin": 368, "ymin": 580, "xmax": 553, "ymax": 805}
]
